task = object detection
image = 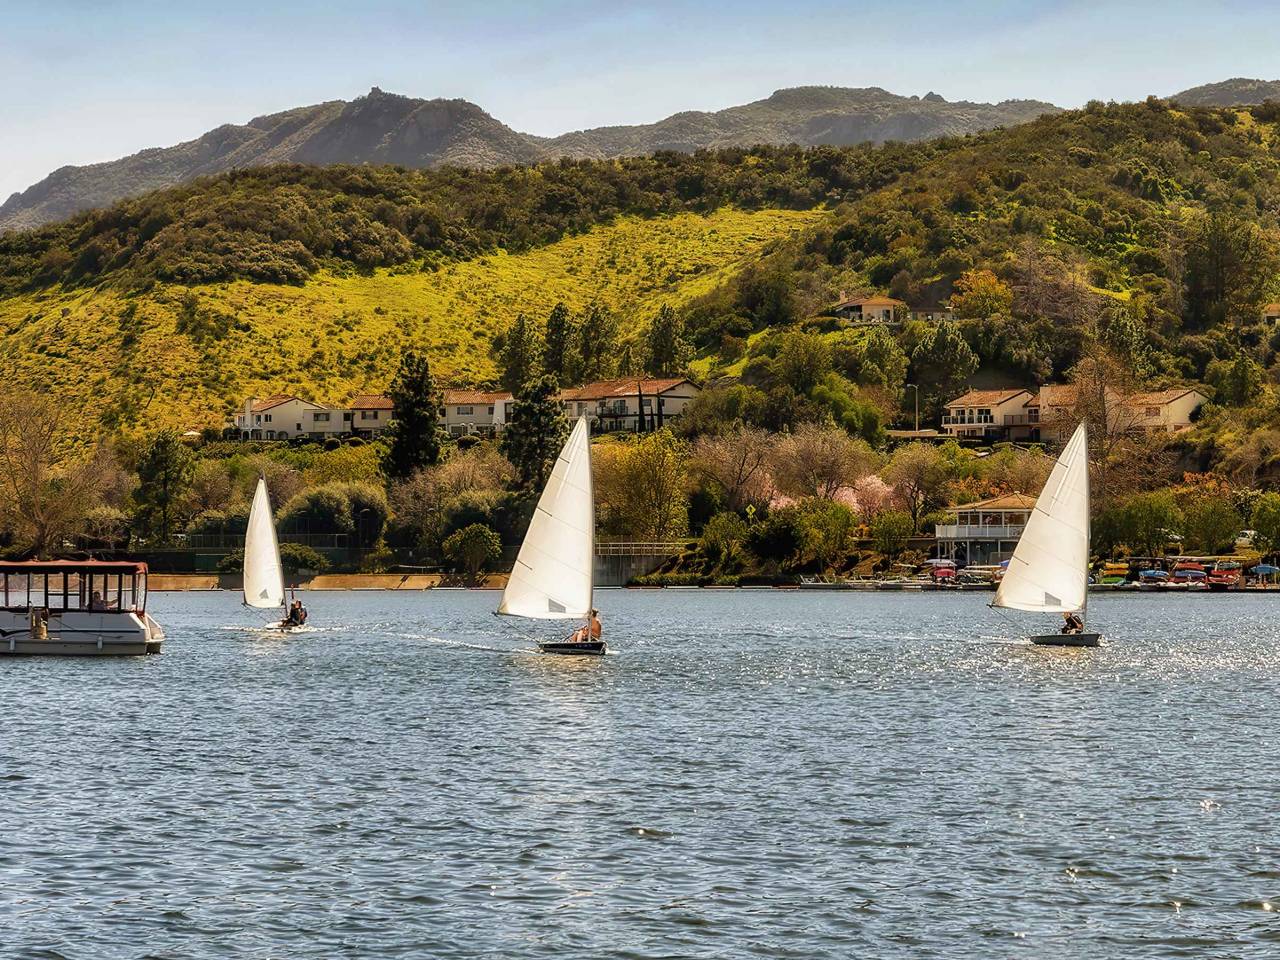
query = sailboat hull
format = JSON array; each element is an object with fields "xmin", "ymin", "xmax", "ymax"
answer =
[
  {"xmin": 538, "ymin": 640, "xmax": 607, "ymax": 656},
  {"xmin": 1030, "ymin": 632, "xmax": 1102, "ymax": 648}
]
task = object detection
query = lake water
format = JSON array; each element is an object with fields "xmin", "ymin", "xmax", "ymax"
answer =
[{"xmin": 3, "ymin": 590, "xmax": 1280, "ymax": 958}]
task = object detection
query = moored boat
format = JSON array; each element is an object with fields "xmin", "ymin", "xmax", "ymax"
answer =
[{"xmin": 0, "ymin": 561, "xmax": 164, "ymax": 656}]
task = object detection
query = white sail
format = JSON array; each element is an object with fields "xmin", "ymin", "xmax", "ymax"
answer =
[
  {"xmin": 498, "ymin": 417, "xmax": 594, "ymax": 620},
  {"xmin": 243, "ymin": 477, "xmax": 286, "ymax": 609},
  {"xmin": 993, "ymin": 422, "xmax": 1090, "ymax": 614}
]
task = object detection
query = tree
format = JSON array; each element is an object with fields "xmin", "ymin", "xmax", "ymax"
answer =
[
  {"xmin": 390, "ymin": 445, "xmax": 515, "ymax": 556},
  {"xmin": 594, "ymin": 431, "xmax": 690, "ymax": 541},
  {"xmin": 1251, "ymin": 492, "xmax": 1280, "ymax": 558},
  {"xmin": 909, "ymin": 320, "xmax": 978, "ymax": 416},
  {"xmin": 501, "ymin": 375, "xmax": 569, "ymax": 488},
  {"xmin": 1182, "ymin": 496, "xmax": 1240, "ymax": 554},
  {"xmin": 575, "ymin": 302, "xmax": 617, "ymax": 382},
  {"xmin": 691, "ymin": 427, "xmax": 775, "ymax": 511},
  {"xmin": 870, "ymin": 509, "xmax": 914, "ymax": 561},
  {"xmin": 950, "ymin": 269, "xmax": 1013, "ymax": 320},
  {"xmin": 133, "ymin": 429, "xmax": 195, "ymax": 543},
  {"xmin": 1184, "ymin": 212, "xmax": 1278, "ymax": 331},
  {"xmin": 775, "ymin": 331, "xmax": 832, "ymax": 395},
  {"xmin": 772, "ymin": 424, "xmax": 877, "ymax": 500},
  {"xmin": 883, "ymin": 442, "xmax": 952, "ymax": 531},
  {"xmin": 383, "ymin": 351, "xmax": 444, "ymax": 480},
  {"xmin": 497, "ymin": 312, "xmax": 540, "ymax": 392},
  {"xmin": 0, "ymin": 391, "xmax": 110, "ymax": 557},
  {"xmin": 699, "ymin": 511, "xmax": 748, "ymax": 566},
  {"xmin": 831, "ymin": 326, "xmax": 908, "ymax": 397},
  {"xmin": 443, "ymin": 523, "xmax": 503, "ymax": 578},
  {"xmin": 646, "ymin": 305, "xmax": 693, "ymax": 377},
  {"xmin": 797, "ymin": 500, "xmax": 857, "ymax": 568},
  {"xmin": 1206, "ymin": 353, "xmax": 1263, "ymax": 406},
  {"xmin": 1123, "ymin": 491, "xmax": 1183, "ymax": 556},
  {"xmin": 542, "ymin": 302, "xmax": 575, "ymax": 385}
]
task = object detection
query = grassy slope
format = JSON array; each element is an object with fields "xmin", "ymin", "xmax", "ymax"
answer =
[{"xmin": 0, "ymin": 208, "xmax": 824, "ymax": 433}]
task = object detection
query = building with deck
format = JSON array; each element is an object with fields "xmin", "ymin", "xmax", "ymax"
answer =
[{"xmin": 935, "ymin": 493, "xmax": 1036, "ymax": 566}]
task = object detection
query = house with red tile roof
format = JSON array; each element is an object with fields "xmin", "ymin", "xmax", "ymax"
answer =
[
  {"xmin": 559, "ymin": 378, "xmax": 701, "ymax": 431},
  {"xmin": 829, "ymin": 293, "xmax": 908, "ymax": 325},
  {"xmin": 441, "ymin": 389, "xmax": 513, "ymax": 437},
  {"xmin": 235, "ymin": 395, "xmax": 346, "ymax": 439},
  {"xmin": 940, "ymin": 388, "xmax": 1036, "ymax": 440}
]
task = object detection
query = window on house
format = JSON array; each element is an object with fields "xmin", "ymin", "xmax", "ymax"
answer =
[
  {"xmin": 264, "ymin": 414, "xmax": 272, "ymax": 423},
  {"xmin": 361, "ymin": 410, "xmax": 377, "ymax": 420},
  {"xmin": 314, "ymin": 412, "xmax": 330, "ymax": 422},
  {"xmin": 1145, "ymin": 406, "xmax": 1159, "ymax": 417},
  {"xmin": 487, "ymin": 406, "xmax": 494, "ymax": 415},
  {"xmin": 295, "ymin": 423, "xmax": 302, "ymax": 432},
  {"xmin": 344, "ymin": 412, "xmax": 352, "ymax": 422},
  {"xmin": 457, "ymin": 406, "xmax": 473, "ymax": 415},
  {"xmin": 642, "ymin": 398, "xmax": 652, "ymax": 408}
]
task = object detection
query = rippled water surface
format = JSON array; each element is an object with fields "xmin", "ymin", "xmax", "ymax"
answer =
[{"xmin": 4, "ymin": 590, "xmax": 1280, "ymax": 958}]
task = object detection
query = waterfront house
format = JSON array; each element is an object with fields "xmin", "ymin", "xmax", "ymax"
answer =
[
  {"xmin": 940, "ymin": 389, "xmax": 1035, "ymax": 441},
  {"xmin": 441, "ymin": 389, "xmax": 513, "ymax": 437},
  {"xmin": 829, "ymin": 293, "xmax": 908, "ymax": 325},
  {"xmin": 935, "ymin": 493, "xmax": 1036, "ymax": 566},
  {"xmin": 348, "ymin": 394, "xmax": 395, "ymax": 437},
  {"xmin": 560, "ymin": 378, "xmax": 701, "ymax": 431},
  {"xmin": 236, "ymin": 396, "xmax": 345, "ymax": 440}
]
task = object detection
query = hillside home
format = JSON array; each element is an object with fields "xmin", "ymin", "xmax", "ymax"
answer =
[
  {"xmin": 349, "ymin": 395, "xmax": 395, "ymax": 437},
  {"xmin": 940, "ymin": 389, "xmax": 1035, "ymax": 440},
  {"xmin": 935, "ymin": 493, "xmax": 1036, "ymax": 566},
  {"xmin": 236, "ymin": 396, "xmax": 345, "ymax": 440},
  {"xmin": 441, "ymin": 390, "xmax": 513, "ymax": 437},
  {"xmin": 1265, "ymin": 303, "xmax": 1280, "ymax": 324},
  {"xmin": 560, "ymin": 378, "xmax": 701, "ymax": 432},
  {"xmin": 1122, "ymin": 388, "xmax": 1207, "ymax": 433},
  {"xmin": 830, "ymin": 293, "xmax": 908, "ymax": 325}
]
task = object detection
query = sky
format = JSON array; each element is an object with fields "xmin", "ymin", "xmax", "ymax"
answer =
[{"xmin": 1, "ymin": 0, "xmax": 1278, "ymax": 201}]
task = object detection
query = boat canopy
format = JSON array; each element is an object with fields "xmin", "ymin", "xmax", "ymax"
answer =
[{"xmin": 0, "ymin": 561, "xmax": 150, "ymax": 613}]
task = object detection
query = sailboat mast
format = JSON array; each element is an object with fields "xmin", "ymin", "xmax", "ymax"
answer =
[
  {"xmin": 585, "ymin": 416, "xmax": 595, "ymax": 614},
  {"xmin": 1082, "ymin": 423, "xmax": 1090, "ymax": 627}
]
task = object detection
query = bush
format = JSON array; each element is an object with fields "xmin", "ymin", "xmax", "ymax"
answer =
[
  {"xmin": 279, "ymin": 543, "xmax": 330, "ymax": 574},
  {"xmin": 745, "ymin": 508, "xmax": 806, "ymax": 566},
  {"xmin": 700, "ymin": 511, "xmax": 748, "ymax": 565},
  {"xmin": 217, "ymin": 549, "xmax": 244, "ymax": 573},
  {"xmin": 869, "ymin": 509, "xmax": 914, "ymax": 560},
  {"xmin": 442, "ymin": 523, "xmax": 503, "ymax": 577}
]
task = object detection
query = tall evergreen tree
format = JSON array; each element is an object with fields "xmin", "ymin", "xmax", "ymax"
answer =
[
  {"xmin": 500, "ymin": 375, "xmax": 569, "ymax": 488},
  {"xmin": 645, "ymin": 305, "xmax": 692, "ymax": 377},
  {"xmin": 542, "ymin": 302, "xmax": 575, "ymax": 385},
  {"xmin": 497, "ymin": 312, "xmax": 540, "ymax": 392},
  {"xmin": 575, "ymin": 302, "xmax": 617, "ymax": 382},
  {"xmin": 134, "ymin": 429, "xmax": 195, "ymax": 543},
  {"xmin": 382, "ymin": 351, "xmax": 444, "ymax": 480}
]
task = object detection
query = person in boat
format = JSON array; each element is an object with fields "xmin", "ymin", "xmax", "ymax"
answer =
[
  {"xmin": 283, "ymin": 599, "xmax": 308, "ymax": 627},
  {"xmin": 1062, "ymin": 612, "xmax": 1084, "ymax": 634},
  {"xmin": 570, "ymin": 609, "xmax": 602, "ymax": 644}
]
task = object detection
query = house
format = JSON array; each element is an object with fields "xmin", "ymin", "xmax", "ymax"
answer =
[
  {"xmin": 441, "ymin": 390, "xmax": 513, "ymax": 437},
  {"xmin": 348, "ymin": 395, "xmax": 395, "ymax": 437},
  {"xmin": 829, "ymin": 293, "xmax": 908, "ymax": 325},
  {"xmin": 935, "ymin": 493, "xmax": 1036, "ymax": 566},
  {"xmin": 560, "ymin": 378, "xmax": 701, "ymax": 432},
  {"xmin": 236, "ymin": 396, "xmax": 345, "ymax": 440},
  {"xmin": 940, "ymin": 389, "xmax": 1035, "ymax": 440},
  {"xmin": 1264, "ymin": 303, "xmax": 1280, "ymax": 324},
  {"xmin": 1122, "ymin": 388, "xmax": 1207, "ymax": 433}
]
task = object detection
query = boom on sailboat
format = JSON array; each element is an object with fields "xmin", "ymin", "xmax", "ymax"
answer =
[{"xmin": 992, "ymin": 422, "xmax": 1102, "ymax": 647}]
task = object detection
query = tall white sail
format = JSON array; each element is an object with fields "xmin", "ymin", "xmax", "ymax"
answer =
[
  {"xmin": 498, "ymin": 417, "xmax": 594, "ymax": 620},
  {"xmin": 993, "ymin": 423, "xmax": 1090, "ymax": 614},
  {"xmin": 243, "ymin": 477, "xmax": 286, "ymax": 609}
]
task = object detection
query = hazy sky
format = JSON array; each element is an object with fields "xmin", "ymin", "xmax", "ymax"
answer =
[{"xmin": 2, "ymin": 0, "xmax": 1277, "ymax": 201}]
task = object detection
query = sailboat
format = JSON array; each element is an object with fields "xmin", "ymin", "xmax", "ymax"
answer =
[
  {"xmin": 243, "ymin": 476, "xmax": 290, "ymax": 629},
  {"xmin": 992, "ymin": 422, "xmax": 1101, "ymax": 647},
  {"xmin": 497, "ymin": 417, "xmax": 602, "ymax": 655}
]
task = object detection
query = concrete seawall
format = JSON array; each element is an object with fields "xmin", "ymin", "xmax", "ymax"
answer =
[{"xmin": 150, "ymin": 573, "xmax": 509, "ymax": 591}]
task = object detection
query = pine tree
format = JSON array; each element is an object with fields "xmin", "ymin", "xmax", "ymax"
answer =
[
  {"xmin": 645, "ymin": 304, "xmax": 693, "ymax": 376},
  {"xmin": 501, "ymin": 374, "xmax": 569, "ymax": 488},
  {"xmin": 575, "ymin": 302, "xmax": 617, "ymax": 381},
  {"xmin": 542, "ymin": 302, "xmax": 575, "ymax": 385},
  {"xmin": 134, "ymin": 429, "xmax": 195, "ymax": 543},
  {"xmin": 498, "ymin": 312, "xmax": 540, "ymax": 392},
  {"xmin": 382, "ymin": 351, "xmax": 444, "ymax": 480}
]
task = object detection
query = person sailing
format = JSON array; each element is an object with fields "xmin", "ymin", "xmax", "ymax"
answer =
[
  {"xmin": 282, "ymin": 598, "xmax": 308, "ymax": 628},
  {"xmin": 1061, "ymin": 612, "xmax": 1084, "ymax": 634},
  {"xmin": 571, "ymin": 608, "xmax": 602, "ymax": 645}
]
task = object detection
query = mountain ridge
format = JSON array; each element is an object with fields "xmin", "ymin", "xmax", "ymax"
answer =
[
  {"xmin": 0, "ymin": 85, "xmax": 1057, "ymax": 232},
  {"xmin": 1171, "ymin": 77, "xmax": 1280, "ymax": 107}
]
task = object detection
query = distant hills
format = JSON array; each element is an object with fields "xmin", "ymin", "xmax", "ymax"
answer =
[
  {"xmin": 1171, "ymin": 78, "xmax": 1280, "ymax": 107},
  {"xmin": 0, "ymin": 86, "xmax": 1057, "ymax": 232}
]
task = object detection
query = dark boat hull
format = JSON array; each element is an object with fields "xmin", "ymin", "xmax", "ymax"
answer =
[
  {"xmin": 538, "ymin": 640, "xmax": 607, "ymax": 656},
  {"xmin": 1031, "ymin": 633, "xmax": 1102, "ymax": 648}
]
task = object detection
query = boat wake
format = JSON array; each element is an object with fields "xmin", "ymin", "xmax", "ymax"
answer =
[{"xmin": 408, "ymin": 634, "xmax": 533, "ymax": 655}]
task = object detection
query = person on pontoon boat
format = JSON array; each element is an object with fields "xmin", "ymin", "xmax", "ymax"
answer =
[
  {"xmin": 571, "ymin": 609, "xmax": 602, "ymax": 645},
  {"xmin": 1062, "ymin": 612, "xmax": 1084, "ymax": 634}
]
